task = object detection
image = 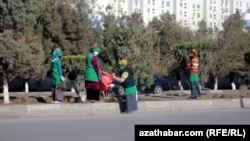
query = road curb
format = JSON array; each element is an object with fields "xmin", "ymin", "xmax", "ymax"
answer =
[{"xmin": 0, "ymin": 98, "xmax": 249, "ymax": 119}]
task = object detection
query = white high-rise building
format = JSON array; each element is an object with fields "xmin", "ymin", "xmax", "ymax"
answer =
[
  {"xmin": 243, "ymin": 8, "xmax": 250, "ymax": 29},
  {"xmin": 87, "ymin": 0, "xmax": 250, "ymax": 31}
]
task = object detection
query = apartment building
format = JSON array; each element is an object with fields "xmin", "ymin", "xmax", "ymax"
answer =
[
  {"xmin": 87, "ymin": 0, "xmax": 250, "ymax": 31},
  {"xmin": 243, "ymin": 8, "xmax": 250, "ymax": 29}
]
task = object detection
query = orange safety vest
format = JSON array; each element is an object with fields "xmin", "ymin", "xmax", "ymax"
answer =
[{"xmin": 186, "ymin": 55, "xmax": 199, "ymax": 73}]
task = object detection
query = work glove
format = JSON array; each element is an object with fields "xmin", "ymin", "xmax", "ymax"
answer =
[{"xmin": 60, "ymin": 76, "xmax": 65, "ymax": 82}]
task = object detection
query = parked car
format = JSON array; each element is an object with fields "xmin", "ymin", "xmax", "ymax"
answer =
[
  {"xmin": 150, "ymin": 75, "xmax": 170, "ymax": 94},
  {"xmin": 111, "ymin": 74, "xmax": 170, "ymax": 96}
]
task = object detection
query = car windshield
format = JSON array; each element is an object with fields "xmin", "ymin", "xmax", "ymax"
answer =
[{"xmin": 153, "ymin": 75, "xmax": 164, "ymax": 80}]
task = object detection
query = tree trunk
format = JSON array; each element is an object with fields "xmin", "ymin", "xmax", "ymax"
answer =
[
  {"xmin": 214, "ymin": 76, "xmax": 218, "ymax": 90},
  {"xmin": 71, "ymin": 87, "xmax": 75, "ymax": 92},
  {"xmin": 25, "ymin": 81, "xmax": 29, "ymax": 93},
  {"xmin": 231, "ymin": 82, "xmax": 236, "ymax": 90},
  {"xmin": 71, "ymin": 75, "xmax": 86, "ymax": 102},
  {"xmin": 229, "ymin": 73, "xmax": 236, "ymax": 90},
  {"xmin": 3, "ymin": 78, "xmax": 10, "ymax": 104},
  {"xmin": 176, "ymin": 72, "xmax": 184, "ymax": 91},
  {"xmin": 178, "ymin": 81, "xmax": 184, "ymax": 91},
  {"xmin": 199, "ymin": 73, "xmax": 206, "ymax": 89},
  {"xmin": 71, "ymin": 83, "xmax": 76, "ymax": 92}
]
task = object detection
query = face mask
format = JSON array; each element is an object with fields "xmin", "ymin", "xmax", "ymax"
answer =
[
  {"xmin": 119, "ymin": 64, "xmax": 126, "ymax": 69},
  {"xmin": 93, "ymin": 52, "xmax": 99, "ymax": 56}
]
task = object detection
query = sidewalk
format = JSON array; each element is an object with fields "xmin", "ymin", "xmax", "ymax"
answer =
[{"xmin": 0, "ymin": 90, "xmax": 249, "ymax": 119}]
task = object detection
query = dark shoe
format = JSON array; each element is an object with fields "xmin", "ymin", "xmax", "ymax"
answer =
[
  {"xmin": 124, "ymin": 112, "xmax": 133, "ymax": 114},
  {"xmin": 188, "ymin": 96, "xmax": 196, "ymax": 99},
  {"xmin": 90, "ymin": 100, "xmax": 96, "ymax": 103},
  {"xmin": 121, "ymin": 111, "xmax": 133, "ymax": 114},
  {"xmin": 188, "ymin": 96, "xmax": 201, "ymax": 99}
]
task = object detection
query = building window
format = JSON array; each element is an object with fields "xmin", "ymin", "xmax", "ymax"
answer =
[
  {"xmin": 197, "ymin": 4, "xmax": 200, "ymax": 8},
  {"xmin": 148, "ymin": 0, "xmax": 150, "ymax": 4},
  {"xmin": 134, "ymin": 0, "xmax": 138, "ymax": 5},
  {"xmin": 148, "ymin": 8, "xmax": 150, "ymax": 13},
  {"xmin": 166, "ymin": 1, "xmax": 170, "ymax": 7},
  {"xmin": 197, "ymin": 13, "xmax": 200, "ymax": 18},
  {"xmin": 225, "ymin": 8, "xmax": 228, "ymax": 13},
  {"xmin": 225, "ymin": 0, "xmax": 228, "ymax": 6}
]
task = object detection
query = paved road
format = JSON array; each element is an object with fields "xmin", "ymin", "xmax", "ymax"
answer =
[{"xmin": 0, "ymin": 109, "xmax": 249, "ymax": 141}]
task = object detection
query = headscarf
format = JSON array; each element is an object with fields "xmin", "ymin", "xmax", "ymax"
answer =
[
  {"xmin": 189, "ymin": 49, "xmax": 198, "ymax": 59},
  {"xmin": 52, "ymin": 48, "xmax": 62, "ymax": 60},
  {"xmin": 119, "ymin": 59, "xmax": 127, "ymax": 68},
  {"xmin": 191, "ymin": 49, "xmax": 198, "ymax": 55},
  {"xmin": 90, "ymin": 43, "xmax": 101, "ymax": 53}
]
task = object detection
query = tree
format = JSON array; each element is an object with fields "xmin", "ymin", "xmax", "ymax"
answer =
[
  {"xmin": 100, "ymin": 13, "xmax": 155, "ymax": 91},
  {"xmin": 174, "ymin": 42, "xmax": 216, "ymax": 90},
  {"xmin": 0, "ymin": 0, "xmax": 46, "ymax": 103},
  {"xmin": 0, "ymin": 0, "xmax": 42, "ymax": 32},
  {"xmin": 193, "ymin": 20, "xmax": 215, "ymax": 89},
  {"xmin": 148, "ymin": 12, "xmax": 195, "ymax": 90},
  {"xmin": 62, "ymin": 55, "xmax": 85, "ymax": 101},
  {"xmin": 210, "ymin": 10, "xmax": 249, "ymax": 90},
  {"xmin": 0, "ymin": 30, "xmax": 45, "ymax": 104},
  {"xmin": 37, "ymin": 0, "xmax": 93, "ymax": 70}
]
